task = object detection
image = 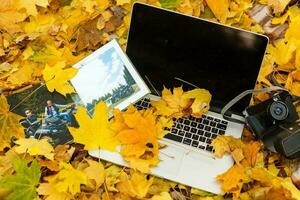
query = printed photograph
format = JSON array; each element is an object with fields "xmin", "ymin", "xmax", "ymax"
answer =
[
  {"xmin": 7, "ymin": 84, "xmax": 79, "ymax": 146},
  {"xmin": 71, "ymin": 44, "xmax": 144, "ymax": 116}
]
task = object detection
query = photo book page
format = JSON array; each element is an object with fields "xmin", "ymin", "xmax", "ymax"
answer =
[{"xmin": 7, "ymin": 39, "xmax": 150, "ymax": 146}]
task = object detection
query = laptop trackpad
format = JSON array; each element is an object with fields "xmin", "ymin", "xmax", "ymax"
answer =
[{"xmin": 151, "ymin": 145, "xmax": 185, "ymax": 176}]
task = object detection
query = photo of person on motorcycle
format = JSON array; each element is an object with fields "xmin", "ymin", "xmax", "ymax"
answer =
[{"xmin": 45, "ymin": 100, "xmax": 73, "ymax": 125}]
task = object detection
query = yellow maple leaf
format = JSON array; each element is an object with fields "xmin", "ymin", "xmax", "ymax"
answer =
[
  {"xmin": 182, "ymin": 88, "xmax": 211, "ymax": 117},
  {"xmin": 37, "ymin": 181, "xmax": 72, "ymax": 200},
  {"xmin": 116, "ymin": 0, "xmax": 131, "ymax": 6},
  {"xmin": 211, "ymin": 136, "xmax": 232, "ymax": 158},
  {"xmin": 54, "ymin": 162, "xmax": 88, "ymax": 196},
  {"xmin": 0, "ymin": 94, "xmax": 24, "ymax": 151},
  {"xmin": 150, "ymin": 192, "xmax": 173, "ymax": 200},
  {"xmin": 285, "ymin": 70, "xmax": 300, "ymax": 96},
  {"xmin": 42, "ymin": 61, "xmax": 78, "ymax": 96},
  {"xmin": 117, "ymin": 171, "xmax": 154, "ymax": 198},
  {"xmin": 17, "ymin": 0, "xmax": 49, "ymax": 16},
  {"xmin": 269, "ymin": 40, "xmax": 297, "ymax": 66},
  {"xmin": 69, "ymin": 101, "xmax": 119, "ymax": 151},
  {"xmin": 205, "ymin": 0, "xmax": 230, "ymax": 23},
  {"xmin": 217, "ymin": 164, "xmax": 248, "ymax": 198},
  {"xmin": 285, "ymin": 16, "xmax": 300, "ymax": 43},
  {"xmin": 83, "ymin": 159, "xmax": 105, "ymax": 189},
  {"xmin": 243, "ymin": 141, "xmax": 263, "ymax": 167},
  {"xmin": 14, "ymin": 138, "xmax": 54, "ymax": 160}
]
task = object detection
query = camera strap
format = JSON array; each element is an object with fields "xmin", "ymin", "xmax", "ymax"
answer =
[{"xmin": 221, "ymin": 86, "xmax": 288, "ymax": 124}]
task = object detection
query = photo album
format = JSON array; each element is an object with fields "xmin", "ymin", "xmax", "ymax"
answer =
[{"xmin": 8, "ymin": 39, "xmax": 150, "ymax": 146}]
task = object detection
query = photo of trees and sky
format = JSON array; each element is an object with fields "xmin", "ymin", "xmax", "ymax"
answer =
[{"xmin": 71, "ymin": 47, "xmax": 139, "ymax": 115}]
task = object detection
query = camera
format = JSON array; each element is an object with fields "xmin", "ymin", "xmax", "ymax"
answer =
[{"xmin": 244, "ymin": 91, "xmax": 300, "ymax": 158}]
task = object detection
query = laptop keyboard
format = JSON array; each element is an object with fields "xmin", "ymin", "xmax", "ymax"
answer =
[{"xmin": 134, "ymin": 98, "xmax": 228, "ymax": 153}]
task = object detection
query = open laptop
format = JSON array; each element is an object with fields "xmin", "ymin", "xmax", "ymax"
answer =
[{"xmin": 89, "ymin": 3, "xmax": 269, "ymax": 194}]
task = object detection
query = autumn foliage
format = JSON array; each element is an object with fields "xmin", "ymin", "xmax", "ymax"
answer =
[{"xmin": 1, "ymin": 0, "xmax": 300, "ymax": 200}]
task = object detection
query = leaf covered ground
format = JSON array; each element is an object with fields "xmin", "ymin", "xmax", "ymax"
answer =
[{"xmin": 1, "ymin": 0, "xmax": 300, "ymax": 200}]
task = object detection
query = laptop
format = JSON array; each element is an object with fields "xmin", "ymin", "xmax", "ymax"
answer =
[{"xmin": 89, "ymin": 2, "xmax": 269, "ymax": 194}]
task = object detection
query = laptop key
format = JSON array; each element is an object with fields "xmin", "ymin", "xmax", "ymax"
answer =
[
  {"xmin": 218, "ymin": 130, "xmax": 225, "ymax": 135},
  {"xmin": 199, "ymin": 136, "xmax": 206, "ymax": 142},
  {"xmin": 164, "ymin": 133, "xmax": 183, "ymax": 142},
  {"xmin": 191, "ymin": 122, "xmax": 197, "ymax": 127},
  {"xmin": 171, "ymin": 128, "xmax": 178, "ymax": 134},
  {"xmin": 197, "ymin": 124, "xmax": 204, "ymax": 129},
  {"xmin": 207, "ymin": 116, "xmax": 213, "ymax": 120},
  {"xmin": 210, "ymin": 121, "xmax": 216, "ymax": 127},
  {"xmin": 207, "ymin": 139, "xmax": 212, "ymax": 144},
  {"xmin": 211, "ymin": 134, "xmax": 217, "ymax": 139},
  {"xmin": 198, "ymin": 145, "xmax": 205, "ymax": 150},
  {"xmin": 192, "ymin": 134, "xmax": 199, "ymax": 140},
  {"xmin": 178, "ymin": 118, "xmax": 184, "ymax": 123},
  {"xmin": 212, "ymin": 128, "xmax": 218, "ymax": 133},
  {"xmin": 178, "ymin": 130, "xmax": 185, "ymax": 136},
  {"xmin": 204, "ymin": 126, "xmax": 211, "ymax": 131},
  {"xmin": 203, "ymin": 119, "xmax": 209, "ymax": 125},
  {"xmin": 221, "ymin": 120, "xmax": 228, "ymax": 125},
  {"xmin": 176, "ymin": 124, "xmax": 184, "ymax": 129},
  {"xmin": 196, "ymin": 118, "xmax": 202, "ymax": 123},
  {"xmin": 217, "ymin": 123, "xmax": 227, "ymax": 130},
  {"xmin": 183, "ymin": 138, "xmax": 192, "ymax": 145},
  {"xmin": 197, "ymin": 130, "xmax": 204, "ymax": 135},
  {"xmin": 191, "ymin": 128, "xmax": 197, "ymax": 133},
  {"xmin": 185, "ymin": 132, "xmax": 192, "ymax": 138},
  {"xmin": 184, "ymin": 126, "xmax": 190, "ymax": 131},
  {"xmin": 184, "ymin": 120, "xmax": 190, "ymax": 125},
  {"xmin": 206, "ymin": 145, "xmax": 213, "ymax": 152},
  {"xmin": 192, "ymin": 140, "xmax": 199, "ymax": 147},
  {"xmin": 214, "ymin": 118, "xmax": 221, "ymax": 122},
  {"xmin": 189, "ymin": 116, "xmax": 195, "ymax": 121},
  {"xmin": 204, "ymin": 132, "xmax": 211, "ymax": 138}
]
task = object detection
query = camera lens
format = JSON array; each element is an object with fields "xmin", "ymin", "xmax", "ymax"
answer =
[{"xmin": 269, "ymin": 101, "xmax": 289, "ymax": 121}]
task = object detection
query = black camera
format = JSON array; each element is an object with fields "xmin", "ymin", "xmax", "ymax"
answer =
[{"xmin": 244, "ymin": 91, "xmax": 300, "ymax": 159}]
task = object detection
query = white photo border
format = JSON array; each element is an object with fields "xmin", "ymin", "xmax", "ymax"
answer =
[{"xmin": 72, "ymin": 39, "xmax": 150, "ymax": 112}]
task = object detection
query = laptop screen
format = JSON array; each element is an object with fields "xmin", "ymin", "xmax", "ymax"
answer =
[{"xmin": 126, "ymin": 3, "xmax": 269, "ymax": 114}]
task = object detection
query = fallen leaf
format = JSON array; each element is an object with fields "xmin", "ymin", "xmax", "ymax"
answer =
[
  {"xmin": 53, "ymin": 162, "xmax": 88, "ymax": 196},
  {"xmin": 14, "ymin": 137, "xmax": 54, "ymax": 160},
  {"xmin": 205, "ymin": 0, "xmax": 229, "ymax": 23},
  {"xmin": 151, "ymin": 192, "xmax": 173, "ymax": 200},
  {"xmin": 117, "ymin": 171, "xmax": 154, "ymax": 198},
  {"xmin": 42, "ymin": 61, "xmax": 78, "ymax": 96},
  {"xmin": 69, "ymin": 101, "xmax": 119, "ymax": 151},
  {"xmin": 17, "ymin": 0, "xmax": 49, "ymax": 16},
  {"xmin": 211, "ymin": 136, "xmax": 232, "ymax": 157},
  {"xmin": 182, "ymin": 88, "xmax": 211, "ymax": 117},
  {"xmin": 0, "ymin": 159, "xmax": 41, "ymax": 200},
  {"xmin": 0, "ymin": 94, "xmax": 24, "ymax": 151},
  {"xmin": 83, "ymin": 159, "xmax": 105, "ymax": 189},
  {"xmin": 216, "ymin": 164, "xmax": 247, "ymax": 198}
]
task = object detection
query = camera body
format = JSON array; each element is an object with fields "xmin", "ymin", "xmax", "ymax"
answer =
[{"xmin": 244, "ymin": 91, "xmax": 300, "ymax": 158}]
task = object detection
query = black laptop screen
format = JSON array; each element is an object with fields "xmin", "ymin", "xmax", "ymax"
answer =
[{"xmin": 126, "ymin": 3, "xmax": 269, "ymax": 113}]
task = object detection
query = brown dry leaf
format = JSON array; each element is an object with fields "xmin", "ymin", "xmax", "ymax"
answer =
[
  {"xmin": 0, "ymin": 94, "xmax": 24, "ymax": 151},
  {"xmin": 54, "ymin": 145, "xmax": 75, "ymax": 162},
  {"xmin": 75, "ymin": 15, "xmax": 106, "ymax": 52},
  {"xmin": 267, "ymin": 0, "xmax": 291, "ymax": 14}
]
